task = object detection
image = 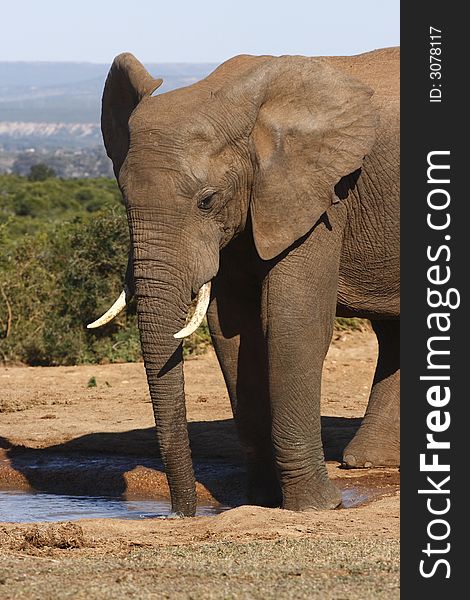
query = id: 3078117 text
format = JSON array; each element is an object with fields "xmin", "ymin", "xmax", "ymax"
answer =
[{"xmin": 429, "ymin": 26, "xmax": 443, "ymax": 103}]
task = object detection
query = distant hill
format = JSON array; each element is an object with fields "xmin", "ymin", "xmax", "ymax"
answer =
[{"xmin": 0, "ymin": 61, "xmax": 216, "ymax": 151}]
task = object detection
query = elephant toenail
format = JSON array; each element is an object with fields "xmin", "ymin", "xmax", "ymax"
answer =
[
  {"xmin": 364, "ymin": 461, "xmax": 373, "ymax": 468},
  {"xmin": 344, "ymin": 454, "xmax": 356, "ymax": 467}
]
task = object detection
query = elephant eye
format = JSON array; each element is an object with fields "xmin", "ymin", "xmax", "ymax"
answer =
[{"xmin": 197, "ymin": 192, "xmax": 217, "ymax": 211}]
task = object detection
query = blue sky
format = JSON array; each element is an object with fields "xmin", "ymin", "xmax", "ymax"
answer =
[{"xmin": 1, "ymin": 1, "xmax": 399, "ymax": 63}]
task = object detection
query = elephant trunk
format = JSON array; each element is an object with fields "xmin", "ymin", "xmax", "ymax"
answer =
[
  {"xmin": 130, "ymin": 204, "xmax": 198, "ymax": 516},
  {"xmin": 86, "ymin": 204, "xmax": 219, "ymax": 517},
  {"xmin": 86, "ymin": 224, "xmax": 213, "ymax": 517},
  {"xmin": 136, "ymin": 275, "xmax": 196, "ymax": 516}
]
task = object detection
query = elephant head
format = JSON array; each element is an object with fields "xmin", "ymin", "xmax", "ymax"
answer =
[{"xmin": 89, "ymin": 52, "xmax": 377, "ymax": 516}]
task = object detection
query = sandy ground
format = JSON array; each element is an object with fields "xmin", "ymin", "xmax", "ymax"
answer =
[{"xmin": 0, "ymin": 331, "xmax": 399, "ymax": 599}]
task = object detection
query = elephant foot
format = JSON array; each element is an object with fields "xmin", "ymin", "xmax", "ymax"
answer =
[
  {"xmin": 282, "ymin": 476, "xmax": 342, "ymax": 512},
  {"xmin": 342, "ymin": 420, "xmax": 400, "ymax": 468}
]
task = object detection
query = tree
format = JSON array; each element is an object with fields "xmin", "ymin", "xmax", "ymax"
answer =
[{"xmin": 27, "ymin": 163, "xmax": 57, "ymax": 182}]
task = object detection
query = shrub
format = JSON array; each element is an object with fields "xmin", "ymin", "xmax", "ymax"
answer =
[
  {"xmin": 0, "ymin": 174, "xmax": 121, "ymax": 223},
  {"xmin": 27, "ymin": 163, "xmax": 57, "ymax": 182},
  {"xmin": 0, "ymin": 206, "xmax": 133, "ymax": 364}
]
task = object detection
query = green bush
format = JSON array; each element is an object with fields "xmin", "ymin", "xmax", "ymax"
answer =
[
  {"xmin": 0, "ymin": 206, "xmax": 138, "ymax": 365},
  {"xmin": 27, "ymin": 163, "xmax": 57, "ymax": 182},
  {"xmin": 0, "ymin": 174, "xmax": 121, "ymax": 224}
]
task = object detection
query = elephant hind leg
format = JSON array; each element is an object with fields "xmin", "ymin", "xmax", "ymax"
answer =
[{"xmin": 343, "ymin": 319, "xmax": 400, "ymax": 468}]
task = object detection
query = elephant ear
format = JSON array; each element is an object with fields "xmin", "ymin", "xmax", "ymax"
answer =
[
  {"xmin": 101, "ymin": 53, "xmax": 163, "ymax": 178},
  {"xmin": 243, "ymin": 57, "xmax": 377, "ymax": 260}
]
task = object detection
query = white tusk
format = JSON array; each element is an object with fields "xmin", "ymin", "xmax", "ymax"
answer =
[
  {"xmin": 87, "ymin": 288, "xmax": 131, "ymax": 329},
  {"xmin": 173, "ymin": 282, "xmax": 211, "ymax": 339}
]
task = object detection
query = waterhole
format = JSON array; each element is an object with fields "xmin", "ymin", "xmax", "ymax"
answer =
[
  {"xmin": 0, "ymin": 477, "xmax": 398, "ymax": 522},
  {"xmin": 0, "ymin": 451, "xmax": 399, "ymax": 522},
  {"xmin": 0, "ymin": 490, "xmax": 223, "ymax": 523}
]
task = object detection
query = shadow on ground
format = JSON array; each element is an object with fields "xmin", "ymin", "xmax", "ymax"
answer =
[{"xmin": 0, "ymin": 416, "xmax": 361, "ymax": 507}]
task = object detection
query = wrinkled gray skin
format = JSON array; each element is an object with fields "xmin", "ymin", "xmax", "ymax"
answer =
[{"xmin": 99, "ymin": 47, "xmax": 399, "ymax": 516}]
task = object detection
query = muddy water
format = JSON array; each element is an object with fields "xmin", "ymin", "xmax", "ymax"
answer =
[
  {"xmin": 0, "ymin": 475, "xmax": 398, "ymax": 522},
  {"xmin": 0, "ymin": 490, "xmax": 224, "ymax": 523},
  {"xmin": 0, "ymin": 449, "xmax": 399, "ymax": 522}
]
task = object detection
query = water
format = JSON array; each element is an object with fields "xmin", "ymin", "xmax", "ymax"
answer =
[
  {"xmin": 0, "ymin": 490, "xmax": 221, "ymax": 523},
  {"xmin": 341, "ymin": 488, "xmax": 375, "ymax": 508},
  {"xmin": 338, "ymin": 474, "xmax": 400, "ymax": 508},
  {"xmin": 0, "ymin": 473, "xmax": 399, "ymax": 522}
]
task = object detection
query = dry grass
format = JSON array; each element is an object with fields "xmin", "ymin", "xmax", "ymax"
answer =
[
  {"xmin": 0, "ymin": 537, "xmax": 399, "ymax": 599},
  {"xmin": 1, "ymin": 522, "xmax": 86, "ymax": 552}
]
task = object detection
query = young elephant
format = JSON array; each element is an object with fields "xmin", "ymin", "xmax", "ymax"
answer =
[{"xmin": 89, "ymin": 47, "xmax": 399, "ymax": 516}]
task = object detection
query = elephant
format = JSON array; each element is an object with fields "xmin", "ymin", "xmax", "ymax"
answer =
[{"xmin": 88, "ymin": 47, "xmax": 399, "ymax": 516}]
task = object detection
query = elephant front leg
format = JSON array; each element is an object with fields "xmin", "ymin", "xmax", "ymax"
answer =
[
  {"xmin": 343, "ymin": 319, "xmax": 400, "ymax": 468},
  {"xmin": 263, "ymin": 227, "xmax": 343, "ymax": 511}
]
